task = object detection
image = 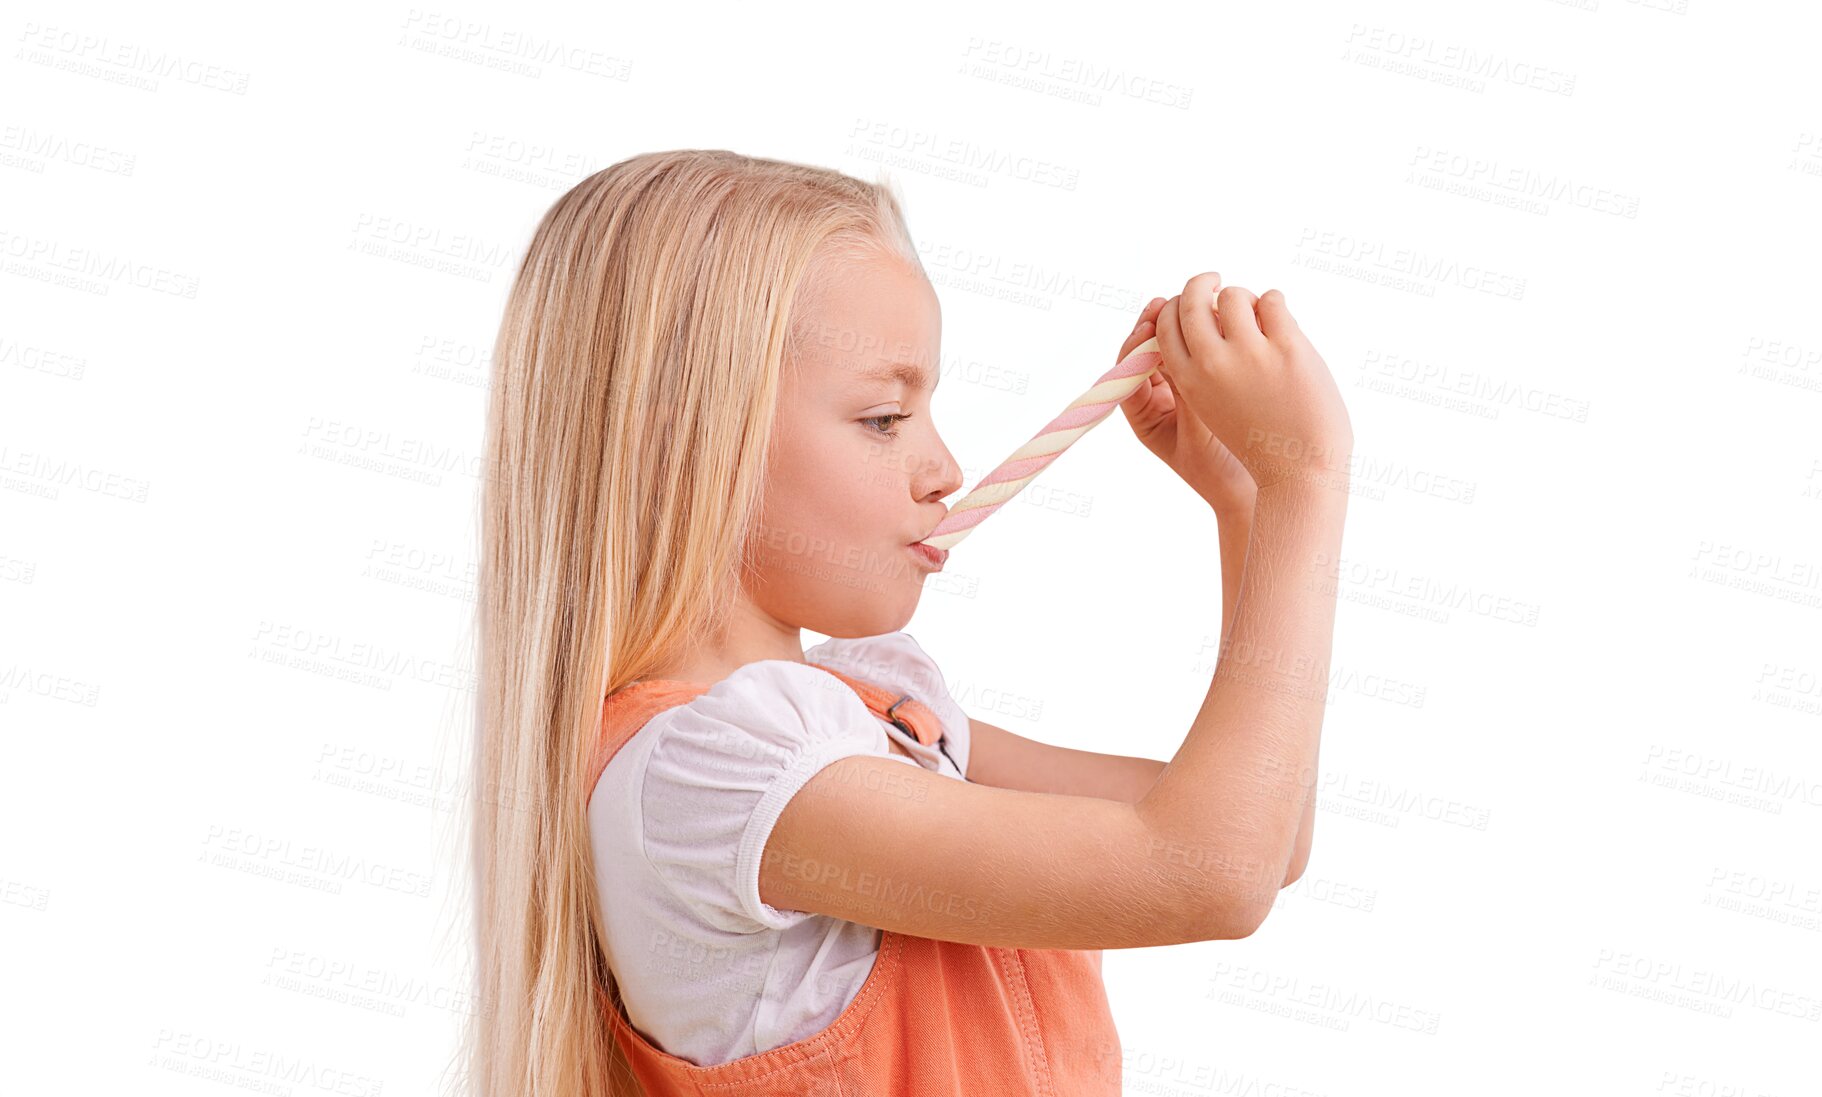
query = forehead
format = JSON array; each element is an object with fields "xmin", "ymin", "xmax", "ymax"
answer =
[{"xmin": 791, "ymin": 253, "xmax": 940, "ymax": 393}]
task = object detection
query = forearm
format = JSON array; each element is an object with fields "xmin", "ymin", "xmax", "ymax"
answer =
[
  {"xmin": 1213, "ymin": 494, "xmax": 1254, "ymax": 649},
  {"xmin": 1214, "ymin": 493, "xmax": 1314, "ymax": 888},
  {"xmin": 1282, "ymin": 748, "xmax": 1316, "ymax": 884},
  {"xmin": 1137, "ymin": 484, "xmax": 1347, "ymax": 931}
]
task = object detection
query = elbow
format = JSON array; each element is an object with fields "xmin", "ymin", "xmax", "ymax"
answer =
[
  {"xmin": 1210, "ymin": 901, "xmax": 1268, "ymax": 940},
  {"xmin": 1144, "ymin": 811, "xmax": 1290, "ymax": 943},
  {"xmin": 1281, "ymin": 815, "xmax": 1315, "ymax": 888},
  {"xmin": 1210, "ymin": 851, "xmax": 1306, "ymax": 939},
  {"xmin": 1204, "ymin": 892, "xmax": 1272, "ymax": 940},
  {"xmin": 1280, "ymin": 851, "xmax": 1309, "ymax": 889}
]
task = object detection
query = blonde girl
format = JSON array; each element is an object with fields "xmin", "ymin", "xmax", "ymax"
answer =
[{"xmin": 466, "ymin": 149, "xmax": 1352, "ymax": 1096}]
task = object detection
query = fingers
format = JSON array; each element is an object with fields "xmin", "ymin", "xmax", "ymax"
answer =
[
  {"xmin": 1119, "ymin": 297, "xmax": 1167, "ymax": 363},
  {"xmin": 1117, "ymin": 326, "xmax": 1147, "ymax": 364},
  {"xmin": 1254, "ymin": 288, "xmax": 1300, "ymax": 346},
  {"xmin": 1216, "ymin": 285, "xmax": 1262, "ymax": 343},
  {"xmin": 1152, "ymin": 294, "xmax": 1192, "ymax": 393},
  {"xmin": 1176, "ymin": 272, "xmax": 1222, "ymax": 358}
]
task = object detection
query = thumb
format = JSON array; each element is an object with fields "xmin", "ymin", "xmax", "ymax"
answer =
[
  {"xmin": 1149, "ymin": 295, "xmax": 1203, "ymax": 404},
  {"xmin": 1149, "ymin": 296, "xmax": 1182, "ymax": 378}
]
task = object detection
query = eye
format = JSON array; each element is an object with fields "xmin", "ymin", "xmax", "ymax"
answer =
[{"xmin": 861, "ymin": 412, "xmax": 912, "ymax": 439}]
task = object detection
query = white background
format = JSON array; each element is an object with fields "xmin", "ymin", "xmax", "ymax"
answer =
[{"xmin": 5, "ymin": 0, "xmax": 1820, "ymax": 1092}]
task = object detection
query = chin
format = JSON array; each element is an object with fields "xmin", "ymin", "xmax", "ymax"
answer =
[{"xmin": 815, "ymin": 591, "xmax": 918, "ymax": 640}]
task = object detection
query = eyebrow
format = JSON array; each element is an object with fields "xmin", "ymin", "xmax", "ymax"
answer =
[{"xmin": 848, "ymin": 361, "xmax": 936, "ymax": 391}]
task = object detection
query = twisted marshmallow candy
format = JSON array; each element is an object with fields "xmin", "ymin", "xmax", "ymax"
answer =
[{"xmin": 919, "ymin": 335, "xmax": 1163, "ymax": 552}]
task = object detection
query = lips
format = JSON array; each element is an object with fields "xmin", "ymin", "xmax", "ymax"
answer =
[{"xmin": 908, "ymin": 542, "xmax": 948, "ymax": 572}]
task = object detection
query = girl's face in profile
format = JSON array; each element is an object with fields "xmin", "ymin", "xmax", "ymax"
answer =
[{"xmin": 748, "ymin": 250, "xmax": 963, "ymax": 638}]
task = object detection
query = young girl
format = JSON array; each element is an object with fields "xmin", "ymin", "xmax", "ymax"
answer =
[{"xmin": 467, "ymin": 149, "xmax": 1352, "ymax": 1096}]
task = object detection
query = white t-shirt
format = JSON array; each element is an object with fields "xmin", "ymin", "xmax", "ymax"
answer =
[{"xmin": 587, "ymin": 631, "xmax": 974, "ymax": 1068}]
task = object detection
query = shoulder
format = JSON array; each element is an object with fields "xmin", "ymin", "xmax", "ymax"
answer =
[
  {"xmin": 804, "ymin": 630, "xmax": 952, "ymax": 700},
  {"xmin": 634, "ymin": 659, "xmax": 905, "ymax": 931},
  {"xmin": 649, "ymin": 658, "xmax": 872, "ymax": 735},
  {"xmin": 638, "ymin": 658, "xmax": 888, "ymax": 776}
]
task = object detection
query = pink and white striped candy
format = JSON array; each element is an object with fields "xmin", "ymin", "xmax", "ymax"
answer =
[{"xmin": 919, "ymin": 335, "xmax": 1163, "ymax": 552}]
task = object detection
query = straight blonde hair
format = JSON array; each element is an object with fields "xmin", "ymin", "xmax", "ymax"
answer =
[{"xmin": 462, "ymin": 149, "xmax": 922, "ymax": 1097}]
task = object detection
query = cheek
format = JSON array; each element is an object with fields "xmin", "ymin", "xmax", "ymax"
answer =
[
  {"xmin": 844, "ymin": 435, "xmax": 902, "ymax": 499},
  {"xmin": 832, "ymin": 436, "xmax": 905, "ymax": 537},
  {"xmin": 747, "ymin": 430, "xmax": 922, "ymax": 613},
  {"xmin": 763, "ymin": 428, "xmax": 899, "ymax": 543}
]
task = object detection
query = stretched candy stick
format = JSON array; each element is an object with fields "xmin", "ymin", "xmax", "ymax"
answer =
[{"xmin": 920, "ymin": 335, "xmax": 1164, "ymax": 552}]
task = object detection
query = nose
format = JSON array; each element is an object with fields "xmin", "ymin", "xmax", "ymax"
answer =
[{"xmin": 914, "ymin": 431, "xmax": 964, "ymax": 504}]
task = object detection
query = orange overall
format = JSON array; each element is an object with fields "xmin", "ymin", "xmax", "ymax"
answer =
[{"xmin": 588, "ymin": 663, "xmax": 1124, "ymax": 1096}]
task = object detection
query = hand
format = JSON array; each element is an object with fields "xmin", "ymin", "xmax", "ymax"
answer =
[
  {"xmin": 1151, "ymin": 272, "xmax": 1353, "ymax": 494},
  {"xmin": 1117, "ymin": 291, "xmax": 1257, "ymax": 511}
]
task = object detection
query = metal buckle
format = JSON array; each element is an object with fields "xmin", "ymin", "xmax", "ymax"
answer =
[
  {"xmin": 884, "ymin": 693, "xmax": 914, "ymax": 731},
  {"xmin": 885, "ymin": 692, "xmax": 960, "ymax": 774}
]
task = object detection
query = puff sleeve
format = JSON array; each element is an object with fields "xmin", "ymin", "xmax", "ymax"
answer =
[
  {"xmin": 637, "ymin": 659, "xmax": 912, "ymax": 933},
  {"xmin": 806, "ymin": 631, "xmax": 972, "ymax": 779}
]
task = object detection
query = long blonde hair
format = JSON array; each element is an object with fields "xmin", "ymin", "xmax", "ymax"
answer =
[{"xmin": 463, "ymin": 150, "xmax": 922, "ymax": 1097}]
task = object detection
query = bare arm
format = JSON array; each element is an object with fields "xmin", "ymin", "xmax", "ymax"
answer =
[
  {"xmin": 1215, "ymin": 495, "xmax": 1252, "ymax": 652},
  {"xmin": 1134, "ymin": 483, "xmax": 1346, "ymax": 927},
  {"xmin": 965, "ymin": 716, "xmax": 1166, "ymax": 802},
  {"xmin": 761, "ymin": 483, "xmax": 1346, "ymax": 949},
  {"xmin": 1215, "ymin": 494, "xmax": 1315, "ymax": 889},
  {"xmin": 1283, "ymin": 783, "xmax": 1315, "ymax": 886}
]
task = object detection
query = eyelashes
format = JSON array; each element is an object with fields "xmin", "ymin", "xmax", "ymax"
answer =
[{"xmin": 861, "ymin": 412, "xmax": 912, "ymax": 439}]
